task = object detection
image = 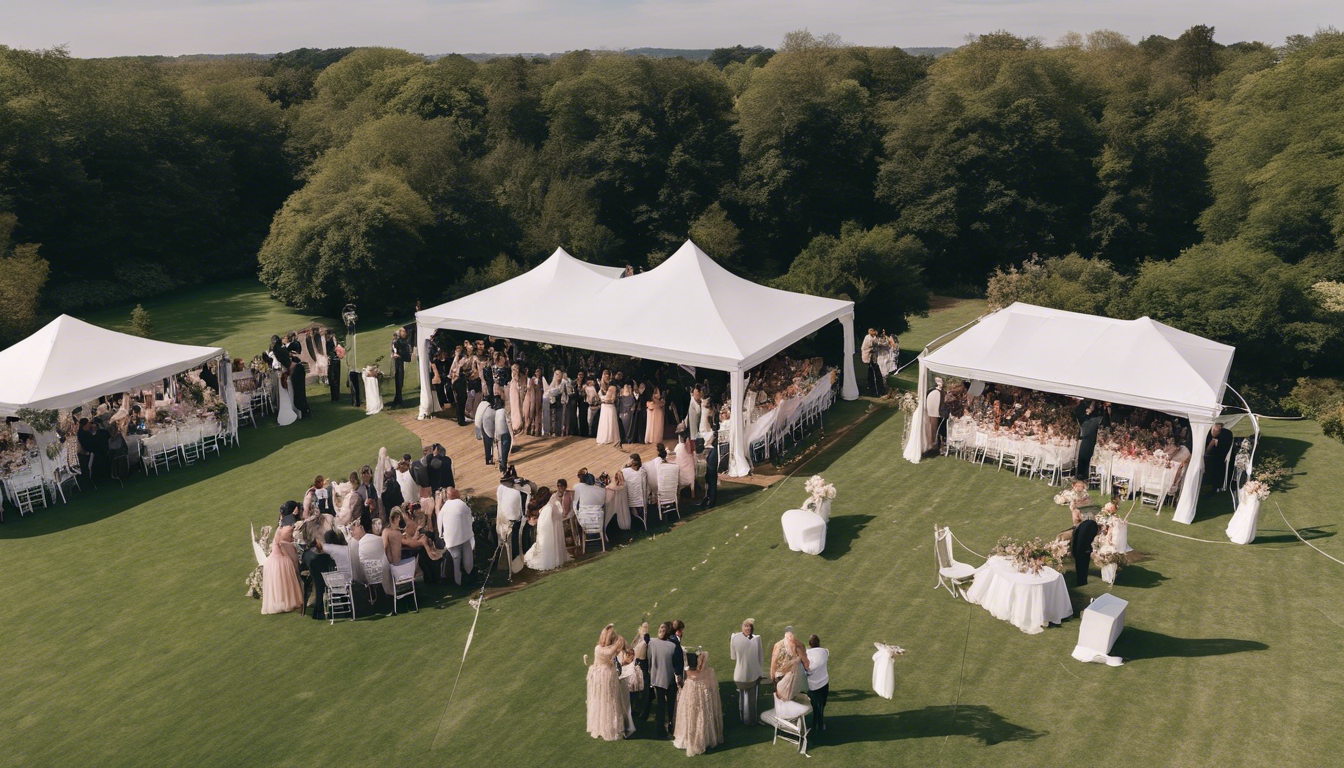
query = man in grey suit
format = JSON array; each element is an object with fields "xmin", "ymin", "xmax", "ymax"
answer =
[
  {"xmin": 730, "ymin": 617, "xmax": 766, "ymax": 725},
  {"xmin": 648, "ymin": 621, "xmax": 684, "ymax": 738}
]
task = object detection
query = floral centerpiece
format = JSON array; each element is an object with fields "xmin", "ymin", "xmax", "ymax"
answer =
[
  {"xmin": 1053, "ymin": 486, "xmax": 1090, "ymax": 508},
  {"xmin": 991, "ymin": 535, "xmax": 1069, "ymax": 575},
  {"xmin": 363, "ymin": 355, "xmax": 385, "ymax": 380},
  {"xmin": 1092, "ymin": 545, "xmax": 1128, "ymax": 584},
  {"xmin": 178, "ymin": 378, "xmax": 206, "ymax": 407},
  {"xmin": 244, "ymin": 524, "xmax": 274, "ymax": 598},
  {"xmin": 1241, "ymin": 478, "xmax": 1270, "ymax": 501},
  {"xmin": 802, "ymin": 474, "xmax": 836, "ymax": 520}
]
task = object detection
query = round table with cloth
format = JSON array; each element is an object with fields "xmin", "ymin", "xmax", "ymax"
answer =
[
  {"xmin": 965, "ymin": 555, "xmax": 1073, "ymax": 634},
  {"xmin": 781, "ymin": 509, "xmax": 826, "ymax": 555}
]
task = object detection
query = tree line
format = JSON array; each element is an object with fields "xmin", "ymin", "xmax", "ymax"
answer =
[{"xmin": 1, "ymin": 27, "xmax": 1342, "ymax": 409}]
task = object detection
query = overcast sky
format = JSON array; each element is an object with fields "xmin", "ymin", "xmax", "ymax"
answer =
[{"xmin": 3, "ymin": 0, "xmax": 1338, "ymax": 58}]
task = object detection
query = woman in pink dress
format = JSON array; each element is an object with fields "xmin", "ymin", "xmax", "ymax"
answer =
[
  {"xmin": 261, "ymin": 513, "xmax": 304, "ymax": 614},
  {"xmin": 645, "ymin": 386, "xmax": 666, "ymax": 445},
  {"xmin": 526, "ymin": 368, "xmax": 544, "ymax": 436},
  {"xmin": 595, "ymin": 384, "xmax": 620, "ymax": 445},
  {"xmin": 508, "ymin": 364, "xmax": 524, "ymax": 426}
]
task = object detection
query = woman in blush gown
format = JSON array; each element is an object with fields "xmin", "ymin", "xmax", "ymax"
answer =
[
  {"xmin": 595, "ymin": 384, "xmax": 620, "ymax": 445},
  {"xmin": 527, "ymin": 368, "xmax": 544, "ymax": 437},
  {"xmin": 261, "ymin": 513, "xmax": 304, "ymax": 614},
  {"xmin": 508, "ymin": 364, "xmax": 524, "ymax": 427},
  {"xmin": 673, "ymin": 650, "xmax": 724, "ymax": 756},
  {"xmin": 276, "ymin": 369, "xmax": 299, "ymax": 426},
  {"xmin": 645, "ymin": 386, "xmax": 666, "ymax": 445},
  {"xmin": 770, "ymin": 629, "xmax": 810, "ymax": 703},
  {"xmin": 586, "ymin": 624, "xmax": 627, "ymax": 741},
  {"xmin": 524, "ymin": 487, "xmax": 570, "ymax": 571}
]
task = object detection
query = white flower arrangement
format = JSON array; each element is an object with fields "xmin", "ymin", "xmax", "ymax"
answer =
[
  {"xmin": 897, "ymin": 392, "xmax": 919, "ymax": 414},
  {"xmin": 1053, "ymin": 487, "xmax": 1089, "ymax": 507},
  {"xmin": 804, "ymin": 474, "xmax": 836, "ymax": 501},
  {"xmin": 1242, "ymin": 479, "xmax": 1270, "ymax": 501}
]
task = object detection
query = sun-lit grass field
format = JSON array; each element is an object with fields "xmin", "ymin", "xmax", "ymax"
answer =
[{"xmin": 1, "ymin": 287, "xmax": 1340, "ymax": 767}]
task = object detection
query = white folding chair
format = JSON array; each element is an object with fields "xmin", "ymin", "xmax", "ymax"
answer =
[
  {"xmin": 1141, "ymin": 468, "xmax": 1171, "ymax": 510},
  {"xmin": 12, "ymin": 477, "xmax": 47, "ymax": 517},
  {"xmin": 578, "ymin": 507, "xmax": 606, "ymax": 553},
  {"xmin": 390, "ymin": 559, "xmax": 418, "ymax": 614},
  {"xmin": 934, "ymin": 525, "xmax": 977, "ymax": 599},
  {"xmin": 359, "ymin": 557, "xmax": 386, "ymax": 604},
  {"xmin": 1088, "ymin": 457, "xmax": 1108, "ymax": 491},
  {"xmin": 179, "ymin": 427, "xmax": 203, "ymax": 465},
  {"xmin": 656, "ymin": 464, "xmax": 681, "ymax": 523},
  {"xmin": 998, "ymin": 440, "xmax": 1021, "ymax": 473},
  {"xmin": 971, "ymin": 432, "xmax": 989, "ymax": 464},
  {"xmin": 144, "ymin": 438, "xmax": 178, "ymax": 475},
  {"xmin": 764, "ymin": 694, "xmax": 813, "ymax": 756},
  {"xmin": 322, "ymin": 570, "xmax": 356, "ymax": 623}
]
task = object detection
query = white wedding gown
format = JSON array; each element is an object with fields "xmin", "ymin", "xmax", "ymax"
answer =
[
  {"xmin": 277, "ymin": 378, "xmax": 298, "ymax": 426},
  {"xmin": 524, "ymin": 501, "xmax": 570, "ymax": 571},
  {"xmin": 364, "ymin": 375, "xmax": 383, "ymax": 416}
]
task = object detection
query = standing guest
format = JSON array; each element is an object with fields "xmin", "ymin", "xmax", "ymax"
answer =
[
  {"xmin": 475, "ymin": 396, "xmax": 496, "ymax": 466},
  {"xmin": 1073, "ymin": 399, "xmax": 1110, "ymax": 478},
  {"xmin": 586, "ymin": 624, "xmax": 628, "ymax": 741},
  {"xmin": 307, "ymin": 475, "xmax": 335, "ymax": 517},
  {"xmin": 575, "ymin": 371, "xmax": 591, "ymax": 438},
  {"xmin": 431, "ymin": 348, "xmax": 452, "ymax": 413},
  {"xmin": 730, "ymin": 618, "xmax": 765, "ymax": 725},
  {"xmin": 545, "ymin": 369, "xmax": 567, "ymax": 437},
  {"xmin": 618, "ymin": 646, "xmax": 642, "ymax": 736},
  {"xmin": 508, "ymin": 363, "xmax": 524, "ymax": 428},
  {"xmin": 430, "ymin": 443, "xmax": 454, "ymax": 491},
  {"xmin": 645, "ymin": 386, "xmax": 666, "ymax": 445},
  {"xmin": 521, "ymin": 367, "xmax": 538, "ymax": 436},
  {"xmin": 698, "ymin": 392, "xmax": 717, "ymax": 442},
  {"xmin": 924, "ymin": 377, "xmax": 945, "ymax": 452},
  {"xmin": 261, "ymin": 506, "xmax": 305, "ymax": 614},
  {"xmin": 452, "ymin": 353, "xmax": 470, "ymax": 426},
  {"xmin": 617, "ymin": 383, "xmax": 636, "ymax": 449},
  {"xmin": 437, "ymin": 488, "xmax": 475, "ymax": 585},
  {"xmin": 630, "ymin": 381, "xmax": 648, "ymax": 445},
  {"xmin": 494, "ymin": 396, "xmax": 513, "ymax": 472},
  {"xmin": 632, "ymin": 621, "xmax": 652, "ymax": 720},
  {"xmin": 395, "ymin": 457, "xmax": 418, "ymax": 515},
  {"xmin": 285, "ymin": 331, "xmax": 302, "ymax": 362},
  {"xmin": 492, "ymin": 354, "xmax": 511, "ymax": 412},
  {"xmin": 391, "ymin": 328, "xmax": 411, "ymax": 407},
  {"xmin": 673, "ymin": 650, "xmax": 724, "ymax": 757},
  {"xmin": 1071, "ymin": 508, "xmax": 1100, "ymax": 586},
  {"xmin": 289, "ymin": 358, "xmax": 311, "ymax": 419},
  {"xmin": 769, "ymin": 628, "xmax": 810, "ymax": 703},
  {"xmin": 861, "ymin": 327, "xmax": 886, "ymax": 396},
  {"xmin": 806, "ymin": 635, "xmax": 831, "ymax": 733},
  {"xmin": 648, "ymin": 622, "xmax": 684, "ymax": 739},
  {"xmin": 526, "ymin": 368, "xmax": 544, "ymax": 436},
  {"xmin": 326, "ymin": 329, "xmax": 342, "ymax": 402},
  {"xmin": 1205, "ymin": 422, "xmax": 1235, "ymax": 489},
  {"xmin": 596, "ymin": 383, "xmax": 620, "ymax": 445},
  {"xmin": 676, "ymin": 433, "xmax": 697, "ymax": 500},
  {"xmin": 686, "ymin": 386, "xmax": 703, "ymax": 442},
  {"xmin": 699, "ymin": 433, "xmax": 719, "ymax": 509},
  {"xmin": 380, "ymin": 470, "xmax": 404, "ymax": 521}
]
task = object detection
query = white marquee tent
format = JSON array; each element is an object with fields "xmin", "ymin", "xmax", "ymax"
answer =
[
  {"xmin": 903, "ymin": 302, "xmax": 1237, "ymax": 524},
  {"xmin": 0, "ymin": 315, "xmax": 239, "ymax": 436},
  {"xmin": 417, "ymin": 241, "xmax": 860, "ymax": 475}
]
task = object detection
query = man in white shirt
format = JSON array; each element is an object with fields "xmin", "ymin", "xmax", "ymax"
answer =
[
  {"xmin": 685, "ymin": 386, "xmax": 703, "ymax": 441},
  {"xmin": 805, "ymin": 634, "xmax": 830, "ymax": 732},
  {"xmin": 860, "ymin": 327, "xmax": 885, "ymax": 396},
  {"xmin": 493, "ymin": 396, "xmax": 512, "ymax": 471},
  {"xmin": 924, "ymin": 377, "xmax": 944, "ymax": 454},
  {"xmin": 729, "ymin": 618, "xmax": 766, "ymax": 725},
  {"xmin": 621, "ymin": 453, "xmax": 652, "ymax": 521},
  {"xmin": 437, "ymin": 488, "xmax": 475, "ymax": 585},
  {"xmin": 474, "ymin": 398, "xmax": 496, "ymax": 466}
]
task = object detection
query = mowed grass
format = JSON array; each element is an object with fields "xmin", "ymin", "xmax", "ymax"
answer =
[{"xmin": 2, "ymin": 287, "xmax": 1341, "ymax": 767}]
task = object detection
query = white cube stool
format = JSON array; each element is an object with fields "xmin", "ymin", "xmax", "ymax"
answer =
[{"xmin": 1071, "ymin": 593, "xmax": 1127, "ymax": 666}]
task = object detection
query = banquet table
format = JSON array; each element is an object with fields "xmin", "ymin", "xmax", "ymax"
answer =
[
  {"xmin": 1099, "ymin": 451, "xmax": 1178, "ymax": 494},
  {"xmin": 965, "ymin": 555, "xmax": 1073, "ymax": 634},
  {"xmin": 724, "ymin": 376, "xmax": 834, "ymax": 451}
]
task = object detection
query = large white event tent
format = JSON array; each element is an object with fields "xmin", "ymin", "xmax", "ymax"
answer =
[
  {"xmin": 0, "ymin": 315, "xmax": 239, "ymax": 436},
  {"xmin": 903, "ymin": 302, "xmax": 1237, "ymax": 524},
  {"xmin": 417, "ymin": 241, "xmax": 860, "ymax": 475}
]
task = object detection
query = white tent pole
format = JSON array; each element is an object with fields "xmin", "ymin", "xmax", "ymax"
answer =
[
  {"xmin": 727, "ymin": 369, "xmax": 749, "ymax": 477},
  {"xmin": 839, "ymin": 311, "xmax": 859, "ymax": 401},
  {"xmin": 1173, "ymin": 420, "xmax": 1211, "ymax": 524},
  {"xmin": 417, "ymin": 321, "xmax": 433, "ymax": 419},
  {"xmin": 902, "ymin": 359, "xmax": 927, "ymax": 463}
]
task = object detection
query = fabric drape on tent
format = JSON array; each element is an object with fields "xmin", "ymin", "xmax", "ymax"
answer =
[
  {"xmin": 903, "ymin": 303, "xmax": 1235, "ymax": 524},
  {"xmin": 417, "ymin": 242, "xmax": 859, "ymax": 477}
]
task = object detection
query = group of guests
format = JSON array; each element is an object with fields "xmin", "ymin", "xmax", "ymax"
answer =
[
  {"xmin": 585, "ymin": 618, "xmax": 831, "ymax": 755},
  {"xmin": 259, "ymin": 443, "xmax": 476, "ymax": 618}
]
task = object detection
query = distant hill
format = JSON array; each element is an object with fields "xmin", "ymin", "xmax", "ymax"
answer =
[{"xmin": 436, "ymin": 46, "xmax": 955, "ymax": 63}]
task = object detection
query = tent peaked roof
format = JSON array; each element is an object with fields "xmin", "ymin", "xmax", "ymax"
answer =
[
  {"xmin": 0, "ymin": 315, "xmax": 225, "ymax": 414},
  {"xmin": 416, "ymin": 240, "xmax": 854, "ymax": 371},
  {"xmin": 922, "ymin": 302, "xmax": 1234, "ymax": 419}
]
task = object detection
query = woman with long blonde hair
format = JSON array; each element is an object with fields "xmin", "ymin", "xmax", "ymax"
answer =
[{"xmin": 586, "ymin": 623, "xmax": 628, "ymax": 740}]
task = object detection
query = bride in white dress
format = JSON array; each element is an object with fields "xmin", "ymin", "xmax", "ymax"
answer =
[
  {"xmin": 524, "ymin": 489, "xmax": 571, "ymax": 571},
  {"xmin": 277, "ymin": 370, "xmax": 299, "ymax": 426}
]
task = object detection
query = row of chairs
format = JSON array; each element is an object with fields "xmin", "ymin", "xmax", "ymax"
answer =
[
  {"xmin": 315, "ymin": 541, "xmax": 418, "ymax": 624},
  {"xmin": 1088, "ymin": 460, "xmax": 1185, "ymax": 511},
  {"xmin": 944, "ymin": 430, "xmax": 1077, "ymax": 487},
  {"xmin": 141, "ymin": 425, "xmax": 231, "ymax": 476}
]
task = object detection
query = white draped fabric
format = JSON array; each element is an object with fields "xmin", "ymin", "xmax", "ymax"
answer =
[
  {"xmin": 965, "ymin": 556, "xmax": 1073, "ymax": 634},
  {"xmin": 781, "ymin": 508, "xmax": 827, "ymax": 555},
  {"xmin": 416, "ymin": 242, "xmax": 859, "ymax": 477},
  {"xmin": 1225, "ymin": 492, "xmax": 1263, "ymax": 545},
  {"xmin": 904, "ymin": 303, "xmax": 1236, "ymax": 524}
]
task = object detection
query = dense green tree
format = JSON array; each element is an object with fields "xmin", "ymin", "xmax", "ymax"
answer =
[
  {"xmin": 0, "ymin": 213, "xmax": 48, "ymax": 346},
  {"xmin": 985, "ymin": 253, "xmax": 1127, "ymax": 316},
  {"xmin": 1173, "ymin": 25, "xmax": 1223, "ymax": 93},
  {"xmin": 708, "ymin": 46, "xmax": 774, "ymax": 69},
  {"xmin": 775, "ymin": 221, "xmax": 928, "ymax": 334}
]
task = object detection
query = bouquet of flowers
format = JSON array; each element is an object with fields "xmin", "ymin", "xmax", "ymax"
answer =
[
  {"xmin": 244, "ymin": 524, "xmax": 274, "ymax": 598},
  {"xmin": 45, "ymin": 441, "xmax": 63, "ymax": 461},
  {"xmin": 804, "ymin": 475, "xmax": 836, "ymax": 502},
  {"xmin": 1053, "ymin": 486, "xmax": 1089, "ymax": 507},
  {"xmin": 897, "ymin": 392, "xmax": 919, "ymax": 414},
  {"xmin": 991, "ymin": 535, "xmax": 1066, "ymax": 575},
  {"xmin": 1091, "ymin": 545, "xmax": 1128, "ymax": 569},
  {"xmin": 1242, "ymin": 479, "xmax": 1270, "ymax": 501},
  {"xmin": 1095, "ymin": 501, "xmax": 1120, "ymax": 529},
  {"xmin": 179, "ymin": 378, "xmax": 206, "ymax": 407}
]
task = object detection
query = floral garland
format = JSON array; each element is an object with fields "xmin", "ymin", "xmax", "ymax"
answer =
[{"xmin": 991, "ymin": 535, "xmax": 1070, "ymax": 575}]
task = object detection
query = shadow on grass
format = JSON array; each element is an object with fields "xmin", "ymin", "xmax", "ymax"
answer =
[
  {"xmin": 1116, "ymin": 564, "xmax": 1170, "ymax": 589},
  {"xmin": 797, "ymin": 408, "xmax": 898, "ymax": 477},
  {"xmin": 822, "ymin": 514, "xmax": 875, "ymax": 560},
  {"xmin": 1112, "ymin": 627, "xmax": 1268, "ymax": 660},
  {"xmin": 1252, "ymin": 524, "xmax": 1335, "ymax": 544},
  {"xmin": 825, "ymin": 704, "xmax": 1045, "ymax": 745},
  {"xmin": 0, "ymin": 399, "xmax": 370, "ymax": 539}
]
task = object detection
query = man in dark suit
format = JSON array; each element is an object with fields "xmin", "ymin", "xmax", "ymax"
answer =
[
  {"xmin": 1204, "ymin": 422, "xmax": 1235, "ymax": 490},
  {"xmin": 452, "ymin": 364, "xmax": 470, "ymax": 426},
  {"xmin": 289, "ymin": 359, "xmax": 311, "ymax": 418},
  {"xmin": 285, "ymin": 332, "xmax": 302, "ymax": 361},
  {"xmin": 411, "ymin": 446, "xmax": 433, "ymax": 496},
  {"xmin": 1073, "ymin": 400, "xmax": 1110, "ymax": 479},
  {"xmin": 380, "ymin": 470, "xmax": 404, "ymax": 522},
  {"xmin": 1071, "ymin": 509, "xmax": 1100, "ymax": 586},
  {"xmin": 648, "ymin": 621, "xmax": 685, "ymax": 739},
  {"xmin": 391, "ymin": 328, "xmax": 411, "ymax": 407},
  {"xmin": 326, "ymin": 331, "xmax": 341, "ymax": 402},
  {"xmin": 429, "ymin": 444, "xmax": 454, "ymax": 491},
  {"xmin": 699, "ymin": 434, "xmax": 719, "ymax": 508}
]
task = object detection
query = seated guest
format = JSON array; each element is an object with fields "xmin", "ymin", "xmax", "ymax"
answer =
[
  {"xmin": 429, "ymin": 443, "xmax": 455, "ymax": 490},
  {"xmin": 382, "ymin": 507, "xmax": 411, "ymax": 566},
  {"xmin": 396, "ymin": 457, "xmax": 418, "ymax": 512}
]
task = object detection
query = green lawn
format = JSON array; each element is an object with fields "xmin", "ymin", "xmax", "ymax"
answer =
[{"xmin": 2, "ymin": 286, "xmax": 1340, "ymax": 766}]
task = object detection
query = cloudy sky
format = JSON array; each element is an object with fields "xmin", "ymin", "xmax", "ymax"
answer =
[{"xmin": 3, "ymin": 0, "xmax": 1338, "ymax": 57}]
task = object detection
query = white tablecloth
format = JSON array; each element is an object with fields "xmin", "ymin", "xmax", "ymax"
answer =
[
  {"xmin": 1071, "ymin": 593, "xmax": 1127, "ymax": 665},
  {"xmin": 965, "ymin": 555, "xmax": 1073, "ymax": 634},
  {"xmin": 725, "ymin": 376, "xmax": 834, "ymax": 448},
  {"xmin": 949, "ymin": 419, "xmax": 1077, "ymax": 469},
  {"xmin": 1225, "ymin": 493, "xmax": 1262, "ymax": 545},
  {"xmin": 781, "ymin": 508, "xmax": 826, "ymax": 555}
]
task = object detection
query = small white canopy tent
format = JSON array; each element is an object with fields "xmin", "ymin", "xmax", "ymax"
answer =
[
  {"xmin": 0, "ymin": 315, "xmax": 239, "ymax": 436},
  {"xmin": 417, "ymin": 242, "xmax": 860, "ymax": 475},
  {"xmin": 903, "ymin": 303, "xmax": 1236, "ymax": 524}
]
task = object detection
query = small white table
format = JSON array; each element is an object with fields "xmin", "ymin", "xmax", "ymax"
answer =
[
  {"xmin": 965, "ymin": 555, "xmax": 1073, "ymax": 634},
  {"xmin": 1071, "ymin": 593, "xmax": 1128, "ymax": 666},
  {"xmin": 782, "ymin": 509, "xmax": 826, "ymax": 555}
]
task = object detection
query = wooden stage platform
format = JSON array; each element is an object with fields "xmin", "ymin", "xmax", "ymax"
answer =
[{"xmin": 394, "ymin": 412, "xmax": 781, "ymax": 498}]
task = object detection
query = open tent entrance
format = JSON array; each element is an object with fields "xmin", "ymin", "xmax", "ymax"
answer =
[{"xmin": 416, "ymin": 241, "xmax": 861, "ymax": 476}]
